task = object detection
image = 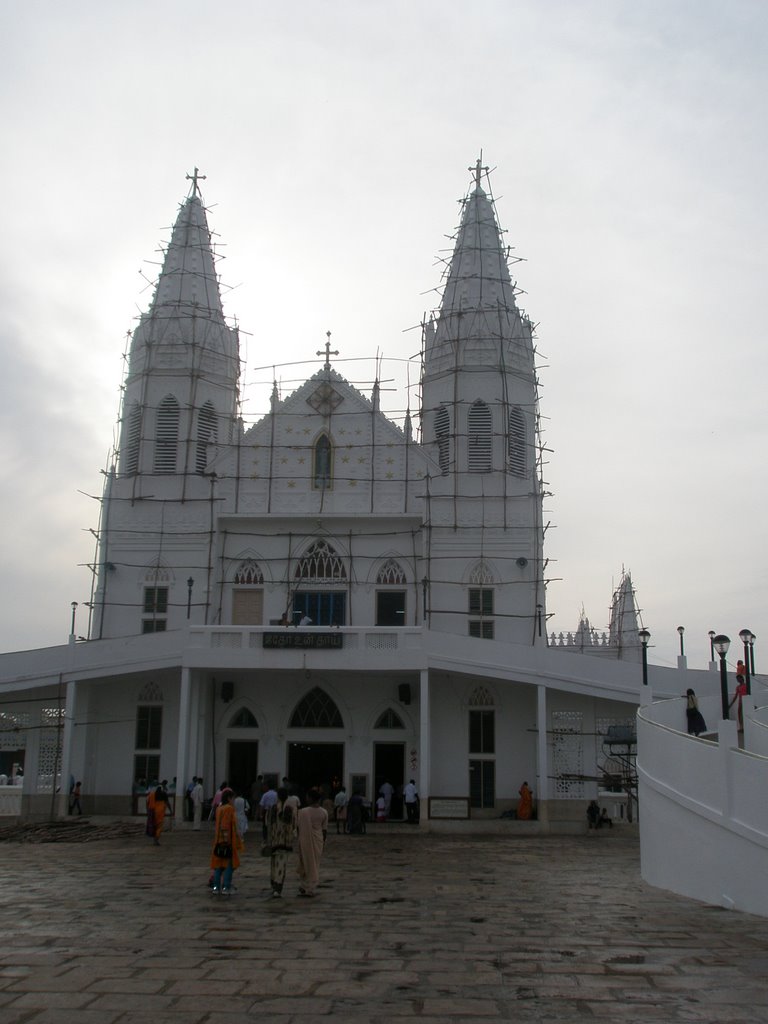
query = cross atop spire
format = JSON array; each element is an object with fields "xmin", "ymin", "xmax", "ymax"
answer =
[
  {"xmin": 317, "ymin": 330, "xmax": 339, "ymax": 370},
  {"xmin": 470, "ymin": 152, "xmax": 488, "ymax": 191},
  {"xmin": 186, "ymin": 166, "xmax": 206, "ymax": 197}
]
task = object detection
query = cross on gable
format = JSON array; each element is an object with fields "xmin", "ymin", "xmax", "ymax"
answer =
[
  {"xmin": 186, "ymin": 167, "xmax": 207, "ymax": 196},
  {"xmin": 316, "ymin": 330, "xmax": 339, "ymax": 370}
]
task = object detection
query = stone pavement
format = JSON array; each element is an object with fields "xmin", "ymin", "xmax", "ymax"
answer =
[{"xmin": 1, "ymin": 822, "xmax": 767, "ymax": 1023}]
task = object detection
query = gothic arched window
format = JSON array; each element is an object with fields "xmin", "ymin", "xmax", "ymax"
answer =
[
  {"xmin": 374, "ymin": 708, "xmax": 405, "ymax": 729},
  {"xmin": 289, "ymin": 687, "xmax": 343, "ymax": 728},
  {"xmin": 313, "ymin": 433, "xmax": 333, "ymax": 490},
  {"xmin": 295, "ymin": 540, "xmax": 347, "ymax": 582},
  {"xmin": 154, "ymin": 395, "xmax": 179, "ymax": 473},
  {"xmin": 435, "ymin": 405, "xmax": 450, "ymax": 476},
  {"xmin": 468, "ymin": 400, "xmax": 492, "ymax": 472},
  {"xmin": 508, "ymin": 407, "xmax": 527, "ymax": 478},
  {"xmin": 229, "ymin": 707, "xmax": 258, "ymax": 728},
  {"xmin": 196, "ymin": 402, "xmax": 218, "ymax": 474},
  {"xmin": 234, "ymin": 559, "xmax": 264, "ymax": 585},
  {"xmin": 376, "ymin": 558, "xmax": 407, "ymax": 585}
]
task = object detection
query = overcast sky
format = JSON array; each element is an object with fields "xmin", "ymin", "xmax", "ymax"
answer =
[{"xmin": 1, "ymin": 0, "xmax": 765, "ymax": 670}]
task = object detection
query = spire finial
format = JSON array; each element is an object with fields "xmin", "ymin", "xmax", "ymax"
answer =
[
  {"xmin": 470, "ymin": 152, "xmax": 488, "ymax": 190},
  {"xmin": 317, "ymin": 330, "xmax": 339, "ymax": 370},
  {"xmin": 186, "ymin": 166, "xmax": 207, "ymax": 196}
]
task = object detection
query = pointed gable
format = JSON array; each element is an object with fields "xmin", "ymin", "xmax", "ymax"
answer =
[{"xmin": 216, "ymin": 365, "xmax": 427, "ymax": 515}]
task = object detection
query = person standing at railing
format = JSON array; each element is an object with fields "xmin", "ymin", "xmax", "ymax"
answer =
[
  {"xmin": 729, "ymin": 676, "xmax": 748, "ymax": 731},
  {"xmin": 684, "ymin": 689, "xmax": 707, "ymax": 737}
]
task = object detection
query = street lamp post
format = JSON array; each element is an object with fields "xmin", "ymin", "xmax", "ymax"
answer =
[
  {"xmin": 738, "ymin": 628, "xmax": 752, "ymax": 695},
  {"xmin": 749, "ymin": 633, "xmax": 756, "ymax": 676},
  {"xmin": 708, "ymin": 630, "xmax": 716, "ymax": 664},
  {"xmin": 186, "ymin": 578, "xmax": 194, "ymax": 620},
  {"xmin": 69, "ymin": 601, "xmax": 78, "ymax": 642},
  {"xmin": 536, "ymin": 603, "xmax": 543, "ymax": 639},
  {"xmin": 677, "ymin": 626, "xmax": 685, "ymax": 657},
  {"xmin": 713, "ymin": 634, "xmax": 731, "ymax": 720},
  {"xmin": 639, "ymin": 629, "xmax": 651, "ymax": 686}
]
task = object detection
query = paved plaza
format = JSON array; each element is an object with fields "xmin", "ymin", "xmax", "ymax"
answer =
[{"xmin": 0, "ymin": 822, "xmax": 767, "ymax": 1023}]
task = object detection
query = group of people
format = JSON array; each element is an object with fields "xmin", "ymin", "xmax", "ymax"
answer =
[
  {"xmin": 685, "ymin": 668, "xmax": 750, "ymax": 738},
  {"xmin": 586, "ymin": 800, "xmax": 613, "ymax": 829},
  {"xmin": 209, "ymin": 784, "xmax": 328, "ymax": 898}
]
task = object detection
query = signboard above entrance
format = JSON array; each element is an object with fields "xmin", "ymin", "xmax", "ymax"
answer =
[{"xmin": 262, "ymin": 632, "xmax": 344, "ymax": 650}]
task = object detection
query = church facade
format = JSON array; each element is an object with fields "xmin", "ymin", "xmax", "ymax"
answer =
[{"xmin": 0, "ymin": 162, "xmax": 685, "ymax": 828}]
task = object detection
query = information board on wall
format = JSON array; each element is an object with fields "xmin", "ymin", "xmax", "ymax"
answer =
[{"xmin": 428, "ymin": 797, "xmax": 470, "ymax": 819}]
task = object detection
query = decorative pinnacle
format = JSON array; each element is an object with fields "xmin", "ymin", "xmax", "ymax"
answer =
[
  {"xmin": 317, "ymin": 330, "xmax": 339, "ymax": 370},
  {"xmin": 186, "ymin": 166, "xmax": 207, "ymax": 196}
]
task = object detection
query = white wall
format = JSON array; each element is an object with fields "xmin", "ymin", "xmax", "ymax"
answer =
[{"xmin": 638, "ymin": 694, "xmax": 768, "ymax": 917}]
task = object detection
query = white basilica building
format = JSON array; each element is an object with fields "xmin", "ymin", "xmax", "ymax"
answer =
[{"xmin": 0, "ymin": 161, "xmax": 703, "ymax": 828}]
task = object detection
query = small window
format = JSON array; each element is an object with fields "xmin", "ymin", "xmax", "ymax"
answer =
[
  {"xmin": 230, "ymin": 708, "xmax": 259, "ymax": 728},
  {"xmin": 143, "ymin": 586, "xmax": 168, "ymax": 633},
  {"xmin": 136, "ymin": 705, "xmax": 162, "ymax": 750},
  {"xmin": 469, "ymin": 588, "xmax": 494, "ymax": 640},
  {"xmin": 314, "ymin": 434, "xmax": 333, "ymax": 490},
  {"xmin": 469, "ymin": 589, "xmax": 493, "ymax": 616},
  {"xmin": 374, "ymin": 708, "xmax": 405, "ymax": 729},
  {"xmin": 469, "ymin": 620, "xmax": 494, "ymax": 639},
  {"xmin": 469, "ymin": 709, "xmax": 495, "ymax": 753}
]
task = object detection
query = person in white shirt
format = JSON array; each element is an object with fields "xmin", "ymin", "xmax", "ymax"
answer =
[
  {"xmin": 192, "ymin": 777, "xmax": 205, "ymax": 830},
  {"xmin": 404, "ymin": 779, "xmax": 419, "ymax": 824}
]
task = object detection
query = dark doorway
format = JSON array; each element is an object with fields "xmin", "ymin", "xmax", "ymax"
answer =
[
  {"xmin": 228, "ymin": 741, "xmax": 259, "ymax": 797},
  {"xmin": 376, "ymin": 590, "xmax": 406, "ymax": 626},
  {"xmin": 287, "ymin": 742, "xmax": 344, "ymax": 795},
  {"xmin": 374, "ymin": 742, "xmax": 405, "ymax": 819}
]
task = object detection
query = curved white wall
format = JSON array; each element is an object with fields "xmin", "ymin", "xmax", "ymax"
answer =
[{"xmin": 638, "ymin": 691, "xmax": 768, "ymax": 917}]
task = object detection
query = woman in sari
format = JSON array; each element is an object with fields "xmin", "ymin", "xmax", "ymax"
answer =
[
  {"xmin": 210, "ymin": 789, "xmax": 242, "ymax": 895},
  {"xmin": 296, "ymin": 788, "xmax": 328, "ymax": 897},
  {"xmin": 267, "ymin": 787, "xmax": 296, "ymax": 898},
  {"xmin": 145, "ymin": 783, "xmax": 168, "ymax": 845},
  {"xmin": 517, "ymin": 780, "xmax": 533, "ymax": 821}
]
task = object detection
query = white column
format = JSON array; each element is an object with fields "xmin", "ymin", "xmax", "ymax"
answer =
[
  {"xmin": 57, "ymin": 680, "xmax": 78, "ymax": 817},
  {"xmin": 418, "ymin": 669, "xmax": 430, "ymax": 815},
  {"xmin": 536, "ymin": 684, "xmax": 549, "ymax": 805},
  {"xmin": 175, "ymin": 668, "xmax": 192, "ymax": 823}
]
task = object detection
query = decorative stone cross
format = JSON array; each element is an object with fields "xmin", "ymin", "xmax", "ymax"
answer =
[
  {"xmin": 317, "ymin": 330, "xmax": 339, "ymax": 370},
  {"xmin": 186, "ymin": 167, "xmax": 207, "ymax": 195}
]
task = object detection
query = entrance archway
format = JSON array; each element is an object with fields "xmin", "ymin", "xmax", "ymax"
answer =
[{"xmin": 287, "ymin": 742, "xmax": 344, "ymax": 795}]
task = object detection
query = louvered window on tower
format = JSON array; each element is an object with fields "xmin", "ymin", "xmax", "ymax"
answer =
[
  {"xmin": 435, "ymin": 405, "xmax": 450, "ymax": 475},
  {"xmin": 468, "ymin": 401, "xmax": 492, "ymax": 472},
  {"xmin": 195, "ymin": 402, "xmax": 218, "ymax": 474},
  {"xmin": 154, "ymin": 395, "xmax": 179, "ymax": 473},
  {"xmin": 508, "ymin": 407, "xmax": 527, "ymax": 477},
  {"xmin": 124, "ymin": 402, "xmax": 141, "ymax": 476}
]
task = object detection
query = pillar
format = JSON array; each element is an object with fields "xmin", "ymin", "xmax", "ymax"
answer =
[
  {"xmin": 418, "ymin": 669, "xmax": 430, "ymax": 819},
  {"xmin": 175, "ymin": 667, "xmax": 192, "ymax": 823}
]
